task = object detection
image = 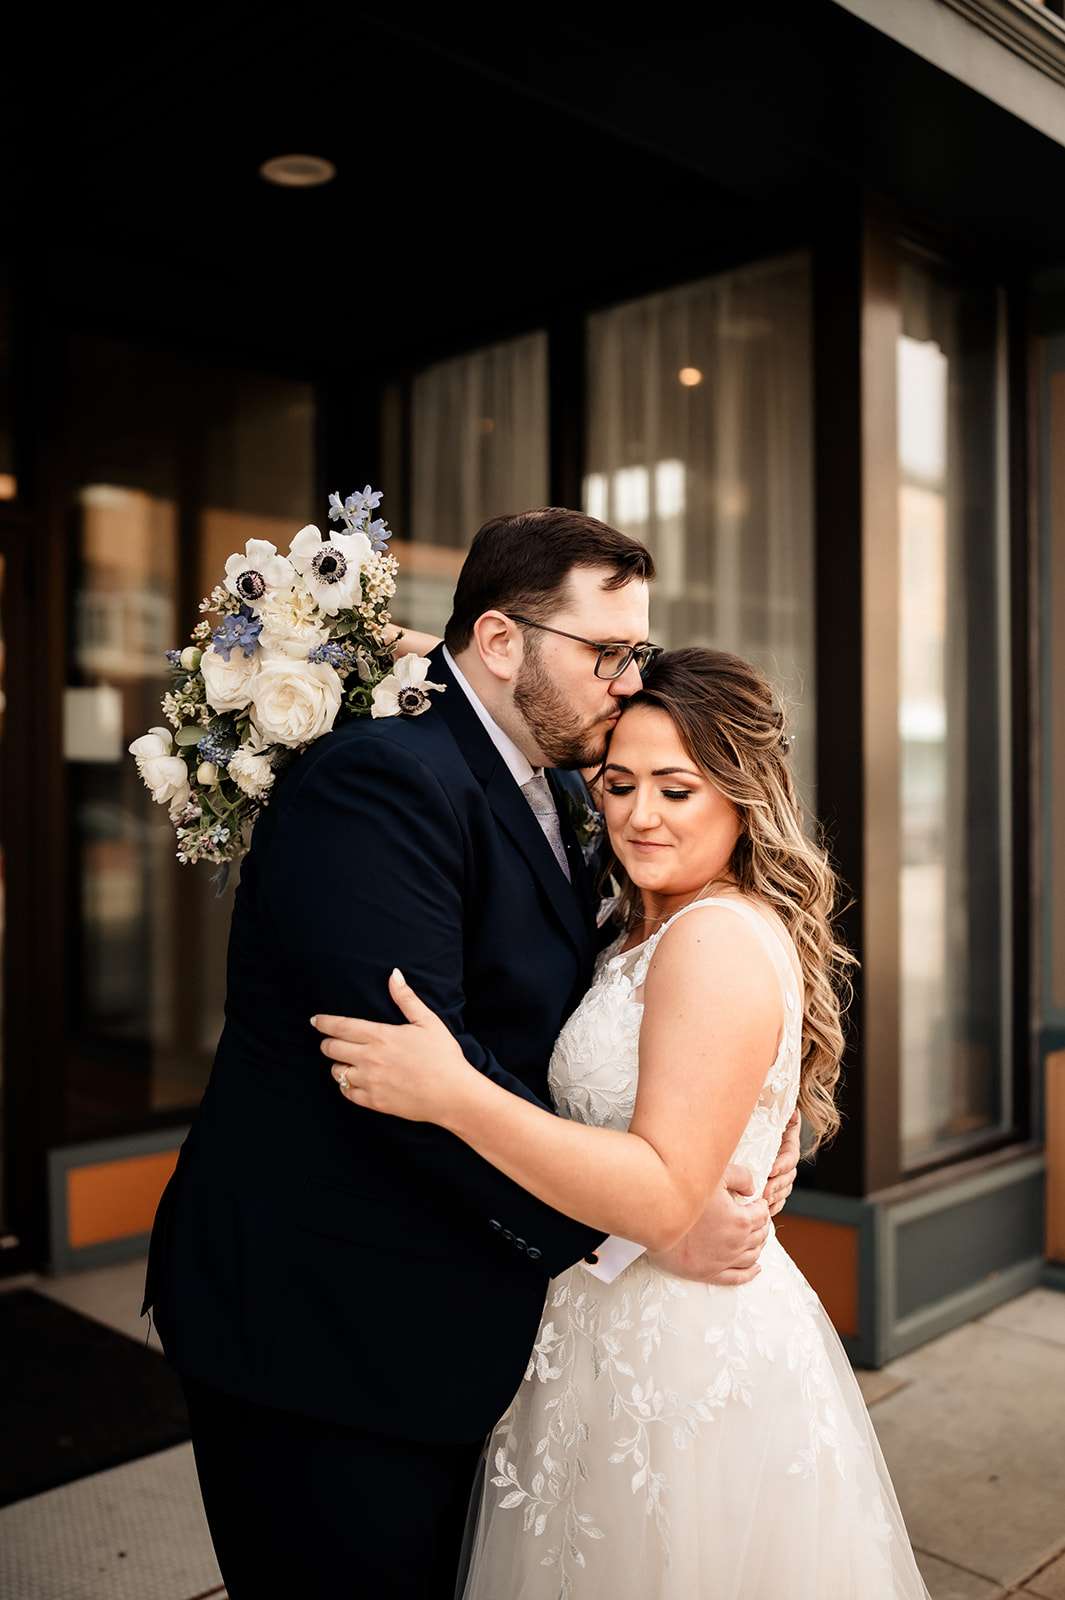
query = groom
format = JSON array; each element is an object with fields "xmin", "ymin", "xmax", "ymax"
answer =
[{"xmin": 143, "ymin": 507, "xmax": 799, "ymax": 1599}]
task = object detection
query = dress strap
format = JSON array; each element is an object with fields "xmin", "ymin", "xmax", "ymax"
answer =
[{"xmin": 634, "ymin": 895, "xmax": 802, "ymax": 1022}]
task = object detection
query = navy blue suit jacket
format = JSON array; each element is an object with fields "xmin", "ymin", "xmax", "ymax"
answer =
[{"xmin": 143, "ymin": 644, "xmax": 612, "ymax": 1443}]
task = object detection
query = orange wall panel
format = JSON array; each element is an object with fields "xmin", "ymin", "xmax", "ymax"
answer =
[
  {"xmin": 775, "ymin": 1214, "xmax": 859, "ymax": 1337},
  {"xmin": 67, "ymin": 1150, "xmax": 178, "ymax": 1249}
]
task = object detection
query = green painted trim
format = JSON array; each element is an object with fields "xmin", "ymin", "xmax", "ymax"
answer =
[
  {"xmin": 884, "ymin": 1152, "xmax": 1045, "ymax": 1224},
  {"xmin": 787, "ymin": 1156, "xmax": 1049, "ymax": 1366},
  {"xmin": 886, "ymin": 1257, "xmax": 1045, "ymax": 1359}
]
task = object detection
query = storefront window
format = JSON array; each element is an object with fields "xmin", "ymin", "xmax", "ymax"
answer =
[
  {"xmin": 0, "ymin": 552, "xmax": 5, "ymax": 1225},
  {"xmin": 1040, "ymin": 335, "xmax": 1065, "ymax": 1028},
  {"xmin": 62, "ymin": 336, "xmax": 315, "ymax": 1139},
  {"xmin": 897, "ymin": 258, "xmax": 1012, "ymax": 1168},
  {"xmin": 582, "ymin": 254, "xmax": 816, "ymax": 805},
  {"xmin": 400, "ymin": 332, "xmax": 549, "ymax": 631}
]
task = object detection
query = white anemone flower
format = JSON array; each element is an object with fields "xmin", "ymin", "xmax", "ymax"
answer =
[
  {"xmin": 223, "ymin": 539, "xmax": 296, "ymax": 607},
  {"xmin": 371, "ymin": 654, "xmax": 447, "ymax": 719},
  {"xmin": 287, "ymin": 523, "xmax": 371, "ymax": 616}
]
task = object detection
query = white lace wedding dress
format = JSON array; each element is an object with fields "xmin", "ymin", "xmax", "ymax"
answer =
[{"xmin": 462, "ymin": 895, "xmax": 930, "ymax": 1599}]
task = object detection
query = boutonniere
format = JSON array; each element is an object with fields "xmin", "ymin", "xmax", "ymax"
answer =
[
  {"xmin": 561, "ymin": 787, "xmax": 605, "ymax": 864},
  {"xmin": 370, "ymin": 654, "xmax": 447, "ymax": 719}
]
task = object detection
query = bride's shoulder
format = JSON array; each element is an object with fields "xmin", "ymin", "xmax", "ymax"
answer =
[
  {"xmin": 650, "ymin": 895, "xmax": 791, "ymax": 992},
  {"xmin": 650, "ymin": 896, "xmax": 770, "ymax": 968}
]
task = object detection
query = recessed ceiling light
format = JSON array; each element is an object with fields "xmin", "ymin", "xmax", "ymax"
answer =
[
  {"xmin": 678, "ymin": 367, "xmax": 703, "ymax": 387},
  {"xmin": 259, "ymin": 154, "xmax": 336, "ymax": 188}
]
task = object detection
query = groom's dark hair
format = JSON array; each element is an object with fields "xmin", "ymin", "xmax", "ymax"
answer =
[{"xmin": 444, "ymin": 508, "xmax": 655, "ymax": 653}]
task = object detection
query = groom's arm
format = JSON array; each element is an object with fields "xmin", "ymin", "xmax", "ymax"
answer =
[{"xmin": 263, "ymin": 733, "xmax": 607, "ymax": 1278}]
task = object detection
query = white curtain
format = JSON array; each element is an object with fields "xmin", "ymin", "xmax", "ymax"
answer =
[
  {"xmin": 897, "ymin": 262, "xmax": 1009, "ymax": 1165},
  {"xmin": 583, "ymin": 253, "xmax": 816, "ymax": 805},
  {"xmin": 411, "ymin": 332, "xmax": 549, "ymax": 549},
  {"xmin": 403, "ymin": 332, "xmax": 549, "ymax": 632}
]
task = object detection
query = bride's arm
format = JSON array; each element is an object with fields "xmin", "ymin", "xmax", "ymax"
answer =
[
  {"xmin": 315, "ymin": 908, "xmax": 781, "ymax": 1252},
  {"xmin": 380, "ymin": 623, "xmax": 442, "ymax": 658}
]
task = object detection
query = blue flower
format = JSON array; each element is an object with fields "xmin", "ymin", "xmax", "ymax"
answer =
[
  {"xmin": 165, "ymin": 649, "xmax": 183, "ymax": 667},
  {"xmin": 197, "ymin": 729, "xmax": 236, "ymax": 766},
  {"xmin": 367, "ymin": 517, "xmax": 392, "ymax": 552},
  {"xmin": 212, "ymin": 605, "xmax": 263, "ymax": 662},
  {"xmin": 349, "ymin": 484, "xmax": 383, "ymax": 517},
  {"xmin": 307, "ymin": 641, "xmax": 354, "ymax": 671},
  {"xmin": 328, "ymin": 484, "xmax": 385, "ymax": 534}
]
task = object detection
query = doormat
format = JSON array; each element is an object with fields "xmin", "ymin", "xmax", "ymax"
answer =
[{"xmin": 0, "ymin": 1289, "xmax": 189, "ymax": 1507}]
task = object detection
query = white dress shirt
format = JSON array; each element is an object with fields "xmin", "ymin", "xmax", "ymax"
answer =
[{"xmin": 442, "ymin": 645, "xmax": 645, "ymax": 1286}]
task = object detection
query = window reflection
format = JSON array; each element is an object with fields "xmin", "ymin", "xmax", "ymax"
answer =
[
  {"xmin": 583, "ymin": 255, "xmax": 816, "ymax": 805},
  {"xmin": 62, "ymin": 337, "xmax": 315, "ymax": 1139},
  {"xmin": 897, "ymin": 259, "xmax": 1011, "ymax": 1168}
]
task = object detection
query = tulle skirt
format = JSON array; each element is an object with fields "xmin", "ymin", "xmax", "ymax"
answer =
[{"xmin": 462, "ymin": 1233, "xmax": 930, "ymax": 1599}]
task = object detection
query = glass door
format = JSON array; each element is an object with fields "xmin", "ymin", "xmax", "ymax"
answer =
[{"xmin": 0, "ymin": 512, "xmax": 33, "ymax": 1266}]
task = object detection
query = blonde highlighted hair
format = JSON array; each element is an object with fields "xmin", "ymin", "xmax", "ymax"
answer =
[{"xmin": 610, "ymin": 648, "xmax": 855, "ymax": 1152}]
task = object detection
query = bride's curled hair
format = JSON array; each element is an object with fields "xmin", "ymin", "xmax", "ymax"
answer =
[{"xmin": 612, "ymin": 648, "xmax": 855, "ymax": 1153}]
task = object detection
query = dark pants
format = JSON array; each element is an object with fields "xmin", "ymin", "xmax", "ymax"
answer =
[{"xmin": 180, "ymin": 1374, "xmax": 484, "ymax": 1600}]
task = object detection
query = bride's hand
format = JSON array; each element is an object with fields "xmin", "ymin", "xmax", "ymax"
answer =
[
  {"xmin": 381, "ymin": 624, "xmax": 442, "ymax": 660},
  {"xmin": 312, "ymin": 971, "xmax": 474, "ymax": 1126}
]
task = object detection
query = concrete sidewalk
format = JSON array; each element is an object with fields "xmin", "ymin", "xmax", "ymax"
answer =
[{"xmin": 1, "ymin": 1260, "xmax": 1064, "ymax": 1598}]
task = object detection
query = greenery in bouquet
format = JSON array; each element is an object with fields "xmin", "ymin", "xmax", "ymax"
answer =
[{"xmin": 128, "ymin": 486, "xmax": 442, "ymax": 875}]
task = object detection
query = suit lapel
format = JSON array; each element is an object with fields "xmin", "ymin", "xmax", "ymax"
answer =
[
  {"xmin": 430, "ymin": 644, "xmax": 592, "ymax": 960},
  {"xmin": 548, "ymin": 770, "xmax": 599, "ymax": 935}
]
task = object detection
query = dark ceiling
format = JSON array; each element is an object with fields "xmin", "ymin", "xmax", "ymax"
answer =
[{"xmin": 5, "ymin": 2, "xmax": 1065, "ymax": 373}]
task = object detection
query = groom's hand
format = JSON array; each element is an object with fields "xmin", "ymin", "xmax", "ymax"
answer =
[
  {"xmin": 764, "ymin": 1109, "xmax": 801, "ymax": 1216},
  {"xmin": 646, "ymin": 1164, "xmax": 770, "ymax": 1285}
]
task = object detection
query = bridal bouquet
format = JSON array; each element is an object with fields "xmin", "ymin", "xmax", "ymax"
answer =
[{"xmin": 128, "ymin": 486, "xmax": 443, "ymax": 873}]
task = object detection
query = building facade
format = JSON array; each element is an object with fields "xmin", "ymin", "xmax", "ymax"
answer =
[{"xmin": 2, "ymin": 1, "xmax": 1065, "ymax": 1363}]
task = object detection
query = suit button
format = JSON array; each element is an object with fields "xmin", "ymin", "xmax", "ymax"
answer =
[
  {"xmin": 584, "ymin": 1253, "xmax": 599, "ymax": 1265},
  {"xmin": 501, "ymin": 1229, "xmax": 514, "ymax": 1243},
  {"xmin": 527, "ymin": 1247, "xmax": 542, "ymax": 1261},
  {"xmin": 489, "ymin": 1219, "xmax": 502, "ymax": 1232},
  {"xmin": 515, "ymin": 1238, "xmax": 526, "ymax": 1252}
]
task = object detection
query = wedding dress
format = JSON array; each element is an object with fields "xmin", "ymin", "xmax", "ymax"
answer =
[{"xmin": 462, "ymin": 895, "xmax": 930, "ymax": 1599}]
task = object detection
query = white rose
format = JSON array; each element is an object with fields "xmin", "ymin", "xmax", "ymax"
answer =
[
  {"xmin": 201, "ymin": 642, "xmax": 260, "ymax": 713},
  {"xmin": 129, "ymin": 727, "xmax": 192, "ymax": 811},
  {"xmin": 249, "ymin": 657, "xmax": 343, "ymax": 748}
]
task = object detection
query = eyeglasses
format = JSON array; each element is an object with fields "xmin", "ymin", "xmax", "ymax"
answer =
[{"xmin": 504, "ymin": 613, "xmax": 663, "ymax": 681}]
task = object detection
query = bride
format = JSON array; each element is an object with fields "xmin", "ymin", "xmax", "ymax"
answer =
[{"xmin": 318, "ymin": 646, "xmax": 931, "ymax": 1599}]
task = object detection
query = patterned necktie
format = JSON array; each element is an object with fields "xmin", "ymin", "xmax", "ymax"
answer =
[{"xmin": 520, "ymin": 773, "xmax": 572, "ymax": 883}]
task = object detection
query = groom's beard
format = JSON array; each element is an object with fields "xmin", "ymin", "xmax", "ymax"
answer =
[{"xmin": 513, "ymin": 645, "xmax": 616, "ymax": 770}]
